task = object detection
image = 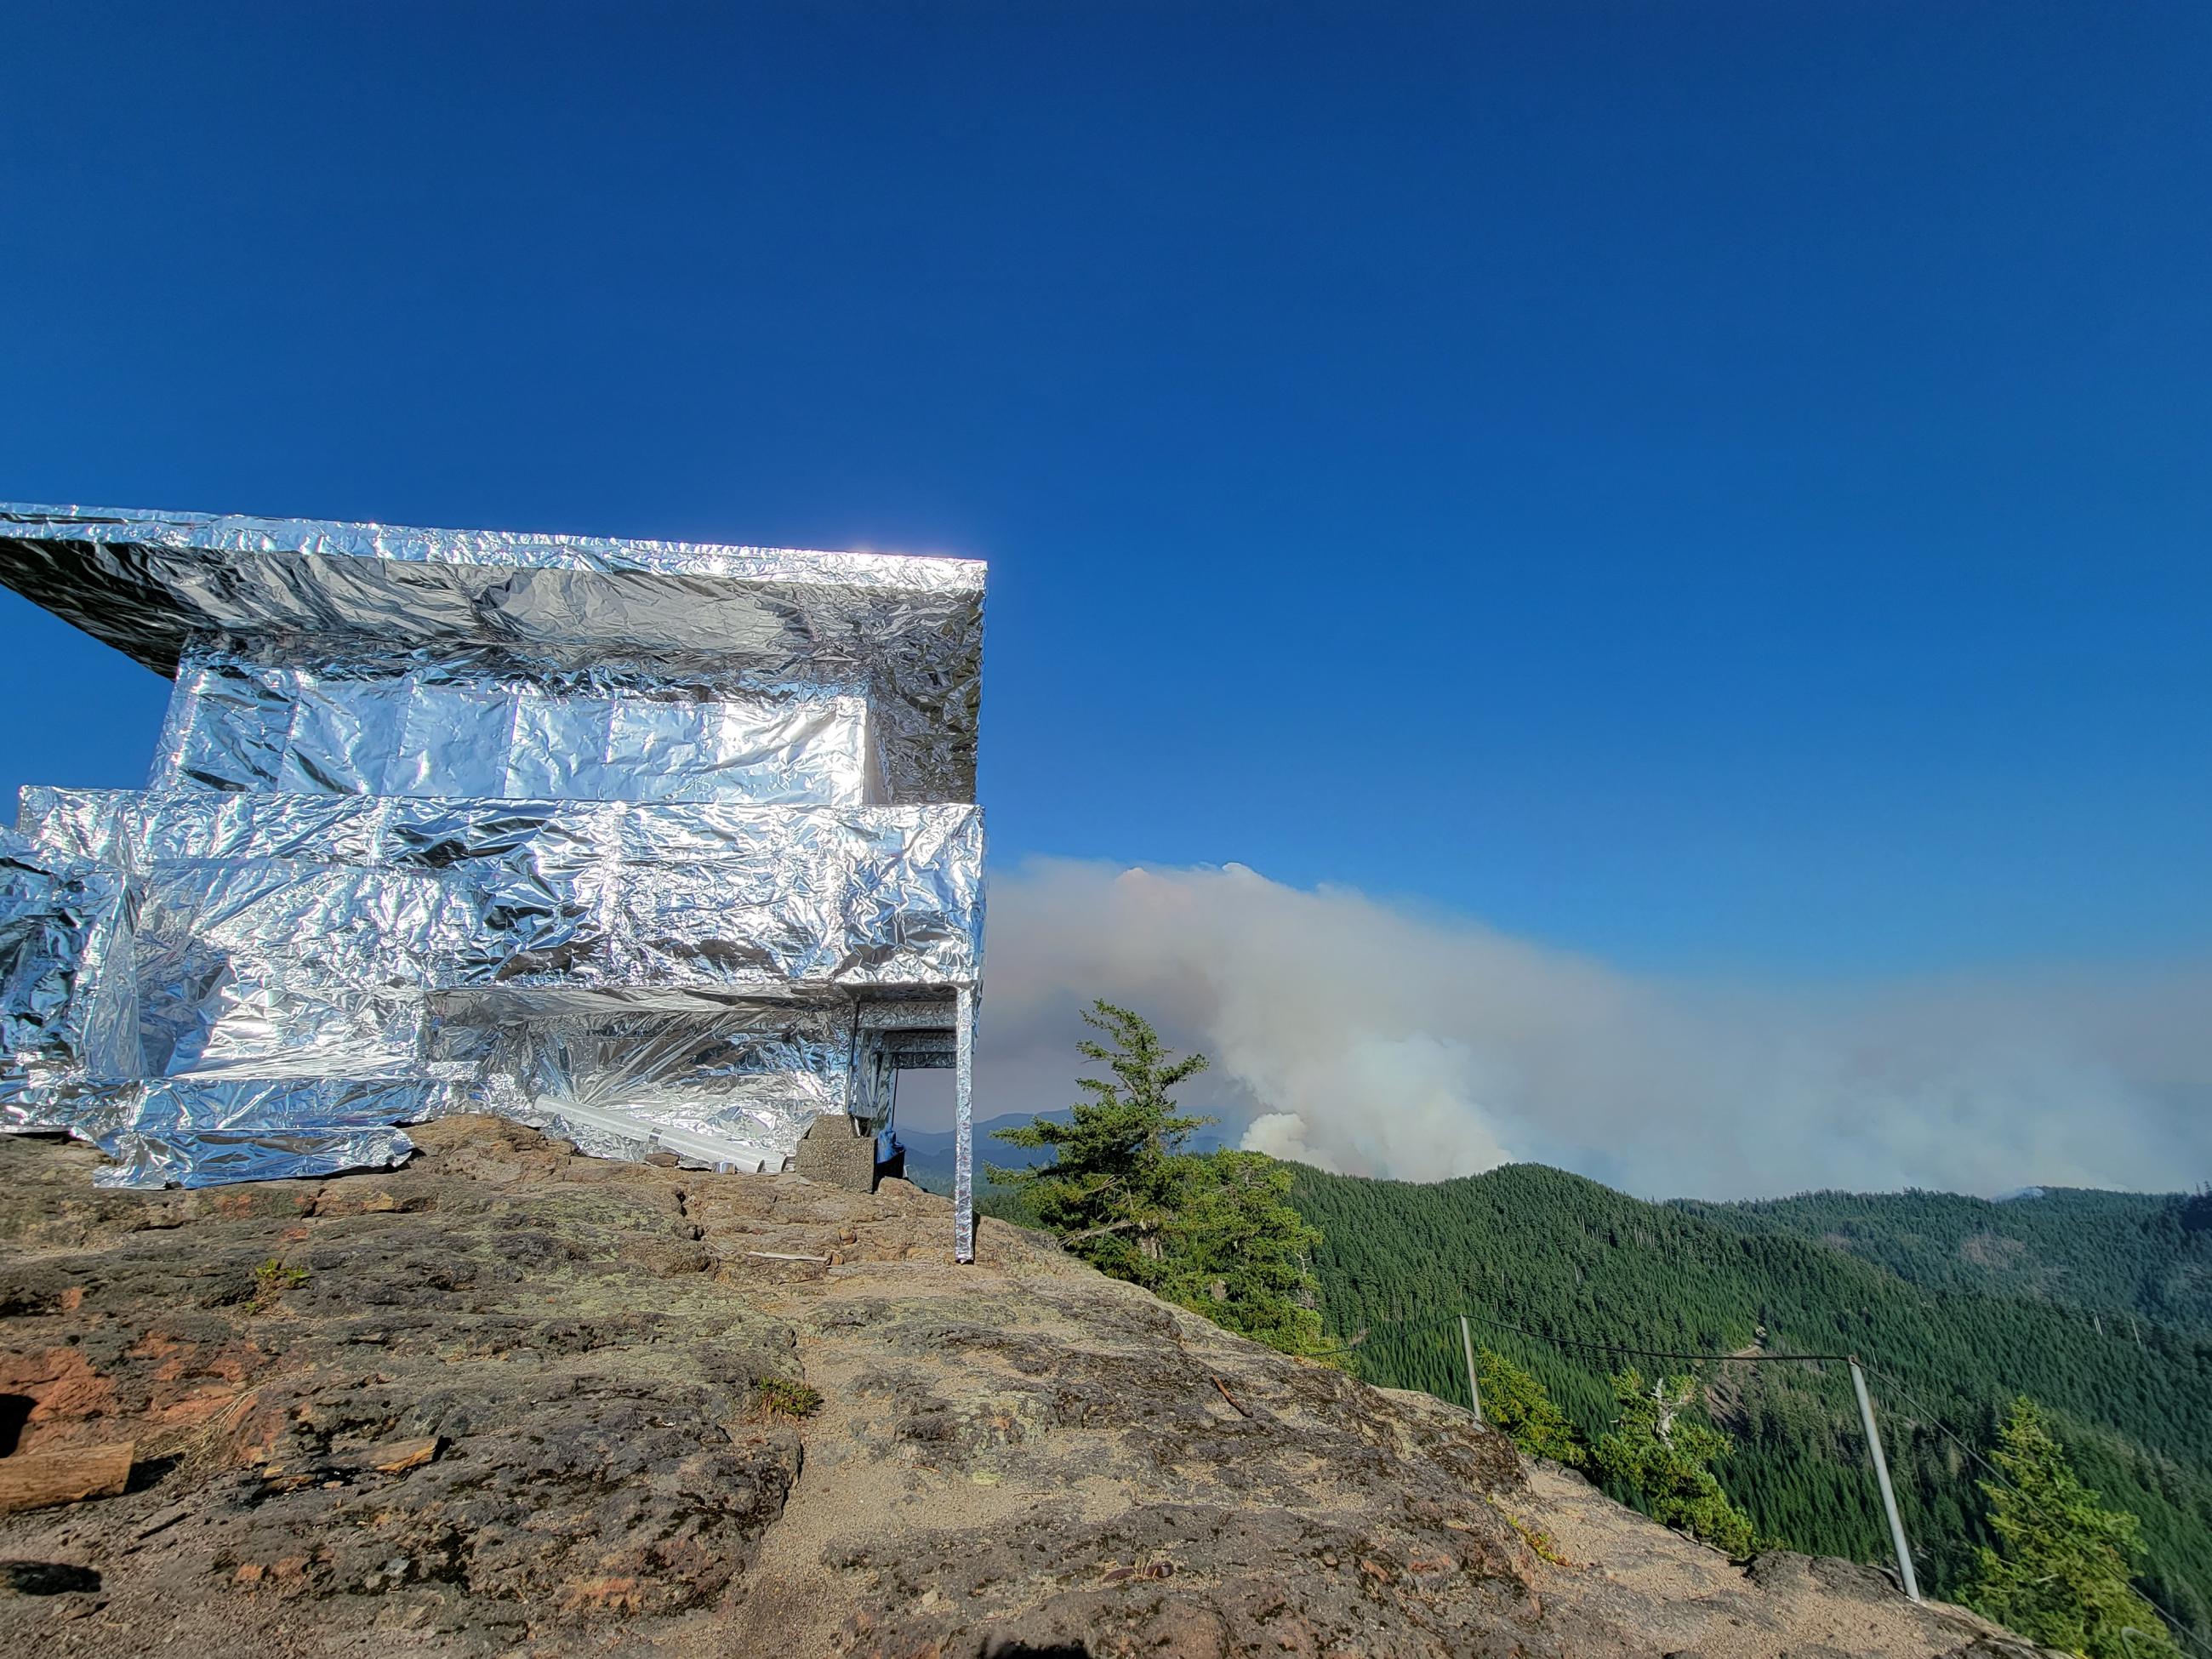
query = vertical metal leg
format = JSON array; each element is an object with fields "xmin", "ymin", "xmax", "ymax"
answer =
[
  {"xmin": 1850, "ymin": 1359, "xmax": 1921, "ymax": 1602},
  {"xmin": 954, "ymin": 985, "xmax": 975, "ymax": 1264},
  {"xmin": 1460, "ymin": 1314, "xmax": 1484, "ymax": 1423}
]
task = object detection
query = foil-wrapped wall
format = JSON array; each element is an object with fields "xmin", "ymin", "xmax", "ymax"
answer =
[
  {"xmin": 0, "ymin": 827, "xmax": 138, "ymax": 1128},
  {"xmin": 0, "ymin": 505, "xmax": 983, "ymax": 1253},
  {"xmin": 157, "ymin": 636, "xmax": 884, "ymax": 806}
]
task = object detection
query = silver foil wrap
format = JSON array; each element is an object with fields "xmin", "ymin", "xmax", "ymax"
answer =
[
  {"xmin": 157, "ymin": 636, "xmax": 885, "ymax": 806},
  {"xmin": 0, "ymin": 504, "xmax": 983, "ymax": 1246},
  {"xmin": 0, "ymin": 827, "xmax": 139, "ymax": 1129},
  {"xmin": 0, "ymin": 502, "xmax": 980, "ymax": 804}
]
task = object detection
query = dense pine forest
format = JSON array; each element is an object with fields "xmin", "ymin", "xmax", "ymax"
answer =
[
  {"xmin": 1289, "ymin": 1163, "xmax": 2212, "ymax": 1641},
  {"xmin": 1673, "ymin": 1184, "xmax": 2212, "ymax": 1337}
]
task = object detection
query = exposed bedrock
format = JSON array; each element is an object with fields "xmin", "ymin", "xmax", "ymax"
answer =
[{"xmin": 0, "ymin": 1120, "xmax": 2052, "ymax": 1658}]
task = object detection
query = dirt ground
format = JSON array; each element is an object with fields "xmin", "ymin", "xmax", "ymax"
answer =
[{"xmin": 0, "ymin": 1120, "xmax": 2055, "ymax": 1657}]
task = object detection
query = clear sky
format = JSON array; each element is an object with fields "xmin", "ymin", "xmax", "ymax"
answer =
[{"xmin": 3, "ymin": 1, "xmax": 2206, "ymax": 989}]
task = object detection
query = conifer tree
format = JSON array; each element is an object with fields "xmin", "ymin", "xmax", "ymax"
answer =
[
  {"xmin": 1477, "ymin": 1348, "xmax": 1588, "ymax": 1467},
  {"xmin": 1592, "ymin": 1369, "xmax": 1756, "ymax": 1558},
  {"xmin": 990, "ymin": 1001, "xmax": 1332, "ymax": 1358},
  {"xmin": 988, "ymin": 1001, "xmax": 1215, "ymax": 1278},
  {"xmin": 1155, "ymin": 1149, "xmax": 1331, "ymax": 1357},
  {"xmin": 1963, "ymin": 1397, "xmax": 2179, "ymax": 1659}
]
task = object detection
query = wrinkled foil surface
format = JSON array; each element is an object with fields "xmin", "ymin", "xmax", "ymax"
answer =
[
  {"xmin": 0, "ymin": 502, "xmax": 980, "ymax": 803},
  {"xmin": 0, "ymin": 827, "xmax": 139, "ymax": 1129},
  {"xmin": 0, "ymin": 505, "xmax": 983, "ymax": 1251}
]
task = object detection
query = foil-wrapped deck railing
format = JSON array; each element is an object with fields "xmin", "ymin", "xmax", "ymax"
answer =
[
  {"xmin": 23, "ymin": 790, "xmax": 983, "ymax": 995},
  {"xmin": 0, "ymin": 503, "xmax": 988, "ymax": 1261}
]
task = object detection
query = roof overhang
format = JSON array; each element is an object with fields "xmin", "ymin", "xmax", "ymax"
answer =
[{"xmin": 0, "ymin": 503, "xmax": 983, "ymax": 801}]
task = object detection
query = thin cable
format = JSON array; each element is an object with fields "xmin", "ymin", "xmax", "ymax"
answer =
[
  {"xmin": 1857, "ymin": 1361, "xmax": 2211, "ymax": 1659},
  {"xmin": 1378, "ymin": 1313, "xmax": 2207, "ymax": 1656},
  {"xmin": 1431, "ymin": 1306, "xmax": 1852, "ymax": 1365},
  {"xmin": 1357, "ymin": 1311, "xmax": 2209, "ymax": 1651}
]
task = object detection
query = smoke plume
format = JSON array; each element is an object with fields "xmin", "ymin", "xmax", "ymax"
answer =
[{"xmin": 951, "ymin": 857, "xmax": 2212, "ymax": 1200}]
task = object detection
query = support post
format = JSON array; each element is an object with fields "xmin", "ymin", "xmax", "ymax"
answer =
[
  {"xmin": 1850, "ymin": 1359, "xmax": 1920, "ymax": 1602},
  {"xmin": 1460, "ymin": 1314, "xmax": 1483, "ymax": 1423},
  {"xmin": 953, "ymin": 985, "xmax": 975, "ymax": 1264}
]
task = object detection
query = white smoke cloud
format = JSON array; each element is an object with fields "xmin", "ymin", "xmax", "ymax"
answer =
[{"xmin": 945, "ymin": 857, "xmax": 2212, "ymax": 1200}]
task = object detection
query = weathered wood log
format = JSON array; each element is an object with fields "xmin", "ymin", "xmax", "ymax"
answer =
[{"xmin": 0, "ymin": 1440, "xmax": 134, "ymax": 1514}]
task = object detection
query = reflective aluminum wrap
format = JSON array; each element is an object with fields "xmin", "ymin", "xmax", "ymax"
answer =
[
  {"xmin": 0, "ymin": 504, "xmax": 983, "ymax": 1235},
  {"xmin": 157, "ymin": 636, "xmax": 884, "ymax": 806},
  {"xmin": 0, "ymin": 827, "xmax": 138, "ymax": 1129},
  {"xmin": 0, "ymin": 502, "xmax": 979, "ymax": 803}
]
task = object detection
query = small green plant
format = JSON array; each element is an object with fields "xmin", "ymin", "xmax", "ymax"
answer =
[
  {"xmin": 1484, "ymin": 1496, "xmax": 1571, "ymax": 1566},
  {"xmin": 755, "ymin": 1377, "xmax": 824, "ymax": 1419},
  {"xmin": 247, "ymin": 1258, "xmax": 309, "ymax": 1314}
]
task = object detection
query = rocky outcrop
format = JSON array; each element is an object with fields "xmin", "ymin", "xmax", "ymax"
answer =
[{"xmin": 0, "ymin": 1120, "xmax": 2050, "ymax": 1657}]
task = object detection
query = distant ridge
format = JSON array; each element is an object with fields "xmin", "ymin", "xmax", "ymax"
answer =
[
  {"xmin": 1291, "ymin": 1158, "xmax": 2212, "ymax": 1641},
  {"xmin": 900, "ymin": 1109, "xmax": 1234, "ymax": 1194},
  {"xmin": 1672, "ymin": 1182, "xmax": 2210, "ymax": 1335},
  {"xmin": 898, "ymin": 1110, "xmax": 1066, "ymax": 1194}
]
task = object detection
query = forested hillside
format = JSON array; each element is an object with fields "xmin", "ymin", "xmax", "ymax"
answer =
[
  {"xmin": 1672, "ymin": 1185, "xmax": 2212, "ymax": 1337},
  {"xmin": 1290, "ymin": 1162, "xmax": 2212, "ymax": 1642}
]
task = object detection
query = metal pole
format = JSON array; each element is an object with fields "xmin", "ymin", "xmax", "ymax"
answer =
[
  {"xmin": 1460, "ymin": 1314, "xmax": 1483, "ymax": 1423},
  {"xmin": 1850, "ymin": 1359, "xmax": 1920, "ymax": 1602},
  {"xmin": 953, "ymin": 985, "xmax": 975, "ymax": 1264}
]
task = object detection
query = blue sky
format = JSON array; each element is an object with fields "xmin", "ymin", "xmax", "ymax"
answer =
[{"xmin": 3, "ymin": 1, "xmax": 2206, "ymax": 988}]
